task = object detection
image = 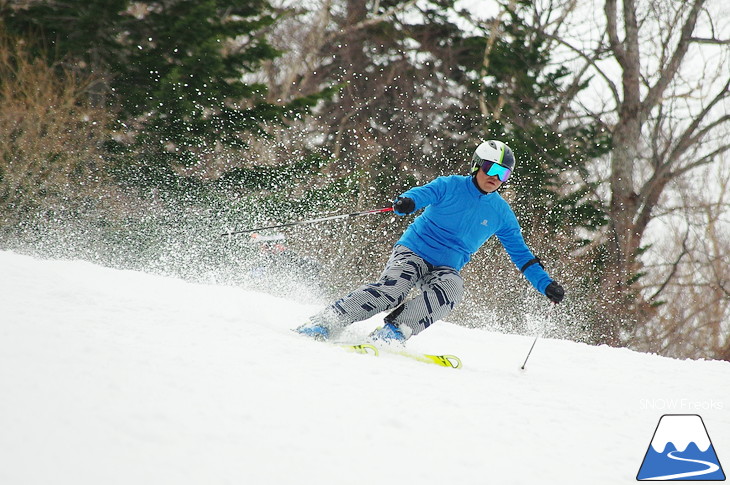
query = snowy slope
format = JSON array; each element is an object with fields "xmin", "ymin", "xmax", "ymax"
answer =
[{"xmin": 1, "ymin": 250, "xmax": 728, "ymax": 485}]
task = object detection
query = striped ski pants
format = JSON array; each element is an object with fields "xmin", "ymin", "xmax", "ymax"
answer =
[{"xmin": 312, "ymin": 245, "xmax": 464, "ymax": 337}]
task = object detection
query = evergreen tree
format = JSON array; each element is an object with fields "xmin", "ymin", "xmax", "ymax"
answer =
[
  {"xmin": 1, "ymin": 0, "xmax": 329, "ymax": 189},
  {"xmin": 111, "ymin": 0, "xmax": 282, "ymax": 182}
]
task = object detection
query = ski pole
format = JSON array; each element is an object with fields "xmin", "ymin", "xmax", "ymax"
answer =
[
  {"xmin": 520, "ymin": 302, "xmax": 556, "ymax": 370},
  {"xmin": 520, "ymin": 336, "xmax": 539, "ymax": 370},
  {"xmin": 221, "ymin": 207, "xmax": 394, "ymax": 237}
]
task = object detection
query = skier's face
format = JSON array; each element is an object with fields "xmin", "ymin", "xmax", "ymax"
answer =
[{"xmin": 475, "ymin": 167, "xmax": 504, "ymax": 193}]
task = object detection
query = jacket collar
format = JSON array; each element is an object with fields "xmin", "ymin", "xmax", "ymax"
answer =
[{"xmin": 469, "ymin": 174, "xmax": 495, "ymax": 196}]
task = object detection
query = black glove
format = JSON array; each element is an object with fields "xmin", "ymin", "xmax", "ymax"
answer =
[
  {"xmin": 393, "ymin": 196, "xmax": 416, "ymax": 215},
  {"xmin": 545, "ymin": 281, "xmax": 565, "ymax": 304}
]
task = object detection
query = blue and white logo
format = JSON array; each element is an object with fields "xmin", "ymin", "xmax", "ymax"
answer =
[{"xmin": 637, "ymin": 414, "xmax": 726, "ymax": 481}]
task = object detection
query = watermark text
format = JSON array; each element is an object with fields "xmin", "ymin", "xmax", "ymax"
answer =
[{"xmin": 640, "ymin": 398, "xmax": 724, "ymax": 411}]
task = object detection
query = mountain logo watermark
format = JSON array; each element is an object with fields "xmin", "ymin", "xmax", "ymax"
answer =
[{"xmin": 637, "ymin": 414, "xmax": 725, "ymax": 481}]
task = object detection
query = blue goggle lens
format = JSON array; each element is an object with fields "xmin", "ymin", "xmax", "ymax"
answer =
[{"xmin": 482, "ymin": 161, "xmax": 512, "ymax": 182}]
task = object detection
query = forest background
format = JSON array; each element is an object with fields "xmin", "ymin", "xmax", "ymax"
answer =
[{"xmin": 1, "ymin": 0, "xmax": 728, "ymax": 360}]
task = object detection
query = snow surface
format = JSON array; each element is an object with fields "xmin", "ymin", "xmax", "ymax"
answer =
[{"xmin": 1, "ymin": 250, "xmax": 729, "ymax": 485}]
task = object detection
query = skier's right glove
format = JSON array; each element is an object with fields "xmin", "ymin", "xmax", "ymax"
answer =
[
  {"xmin": 393, "ymin": 196, "xmax": 416, "ymax": 215},
  {"xmin": 545, "ymin": 281, "xmax": 565, "ymax": 304}
]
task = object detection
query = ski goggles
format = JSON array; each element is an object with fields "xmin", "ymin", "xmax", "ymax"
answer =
[{"xmin": 481, "ymin": 160, "xmax": 512, "ymax": 182}]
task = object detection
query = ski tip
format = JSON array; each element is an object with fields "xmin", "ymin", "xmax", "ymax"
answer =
[
  {"xmin": 441, "ymin": 354, "xmax": 462, "ymax": 369},
  {"xmin": 420, "ymin": 353, "xmax": 462, "ymax": 368}
]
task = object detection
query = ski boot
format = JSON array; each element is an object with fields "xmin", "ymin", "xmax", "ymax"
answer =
[
  {"xmin": 295, "ymin": 322, "xmax": 330, "ymax": 341},
  {"xmin": 369, "ymin": 322, "xmax": 406, "ymax": 344}
]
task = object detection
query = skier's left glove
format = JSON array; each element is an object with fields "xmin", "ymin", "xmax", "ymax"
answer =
[
  {"xmin": 545, "ymin": 281, "xmax": 565, "ymax": 304},
  {"xmin": 393, "ymin": 196, "xmax": 416, "ymax": 215}
]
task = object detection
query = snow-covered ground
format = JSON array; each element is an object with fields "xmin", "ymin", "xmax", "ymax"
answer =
[{"xmin": 1, "ymin": 250, "xmax": 728, "ymax": 484}]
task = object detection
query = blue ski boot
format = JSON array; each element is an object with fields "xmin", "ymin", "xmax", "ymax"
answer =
[
  {"xmin": 369, "ymin": 322, "xmax": 406, "ymax": 344},
  {"xmin": 295, "ymin": 322, "xmax": 330, "ymax": 341}
]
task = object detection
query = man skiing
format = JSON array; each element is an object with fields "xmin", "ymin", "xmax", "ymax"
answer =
[{"xmin": 296, "ymin": 140, "xmax": 565, "ymax": 343}]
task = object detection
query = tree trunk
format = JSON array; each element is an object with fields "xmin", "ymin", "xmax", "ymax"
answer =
[
  {"xmin": 598, "ymin": 0, "xmax": 717, "ymax": 345},
  {"xmin": 599, "ymin": 0, "xmax": 645, "ymax": 344}
]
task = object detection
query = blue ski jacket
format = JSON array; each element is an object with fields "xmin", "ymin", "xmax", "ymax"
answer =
[{"xmin": 395, "ymin": 175, "xmax": 553, "ymax": 295}]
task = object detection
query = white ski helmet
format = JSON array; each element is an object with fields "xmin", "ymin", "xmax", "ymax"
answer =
[{"xmin": 470, "ymin": 140, "xmax": 516, "ymax": 181}]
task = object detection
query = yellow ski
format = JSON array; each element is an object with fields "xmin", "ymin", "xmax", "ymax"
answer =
[
  {"xmin": 341, "ymin": 343, "xmax": 379, "ymax": 356},
  {"xmin": 340, "ymin": 343, "xmax": 461, "ymax": 368},
  {"xmin": 393, "ymin": 350, "xmax": 462, "ymax": 369}
]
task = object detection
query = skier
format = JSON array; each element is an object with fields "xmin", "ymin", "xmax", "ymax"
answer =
[{"xmin": 296, "ymin": 140, "xmax": 565, "ymax": 343}]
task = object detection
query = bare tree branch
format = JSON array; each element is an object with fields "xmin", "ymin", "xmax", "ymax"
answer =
[
  {"xmin": 478, "ymin": 0, "xmax": 519, "ymax": 119},
  {"xmin": 688, "ymin": 37, "xmax": 730, "ymax": 44},
  {"xmin": 550, "ymin": 32, "xmax": 621, "ymax": 115},
  {"xmin": 604, "ymin": 0, "xmax": 627, "ymax": 66},
  {"xmin": 666, "ymin": 78, "xmax": 730, "ymax": 162},
  {"xmin": 641, "ymin": 0, "xmax": 706, "ymax": 119},
  {"xmin": 671, "ymin": 142, "xmax": 730, "ymax": 178},
  {"xmin": 649, "ymin": 230, "xmax": 689, "ymax": 301},
  {"xmin": 325, "ymin": 0, "xmax": 418, "ymax": 42}
]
